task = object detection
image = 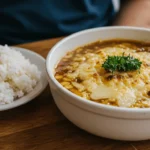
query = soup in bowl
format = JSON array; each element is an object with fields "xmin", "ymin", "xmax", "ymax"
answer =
[
  {"xmin": 46, "ymin": 27, "xmax": 150, "ymax": 141},
  {"xmin": 55, "ymin": 39, "xmax": 150, "ymax": 108}
]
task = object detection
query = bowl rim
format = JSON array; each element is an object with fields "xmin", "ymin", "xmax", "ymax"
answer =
[{"xmin": 46, "ymin": 26, "xmax": 150, "ymax": 115}]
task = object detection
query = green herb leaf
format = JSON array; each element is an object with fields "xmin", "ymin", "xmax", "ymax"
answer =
[{"xmin": 102, "ymin": 53, "xmax": 142, "ymax": 73}]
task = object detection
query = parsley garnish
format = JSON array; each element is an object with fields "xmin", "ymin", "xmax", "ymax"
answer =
[{"xmin": 102, "ymin": 53, "xmax": 142, "ymax": 73}]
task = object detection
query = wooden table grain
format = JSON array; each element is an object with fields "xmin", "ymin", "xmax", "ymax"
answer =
[{"xmin": 0, "ymin": 37, "xmax": 149, "ymax": 150}]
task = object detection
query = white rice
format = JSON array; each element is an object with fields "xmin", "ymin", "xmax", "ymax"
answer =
[{"xmin": 0, "ymin": 45, "xmax": 41, "ymax": 104}]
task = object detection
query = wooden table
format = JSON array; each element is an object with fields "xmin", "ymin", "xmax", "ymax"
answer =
[{"xmin": 0, "ymin": 37, "xmax": 149, "ymax": 150}]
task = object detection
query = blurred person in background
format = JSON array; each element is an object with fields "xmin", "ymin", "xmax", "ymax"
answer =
[{"xmin": 0, "ymin": 0, "xmax": 150, "ymax": 45}]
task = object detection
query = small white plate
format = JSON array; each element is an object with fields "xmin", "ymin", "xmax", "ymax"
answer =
[{"xmin": 0, "ymin": 47, "xmax": 48, "ymax": 111}]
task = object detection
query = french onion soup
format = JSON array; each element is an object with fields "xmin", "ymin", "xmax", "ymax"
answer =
[{"xmin": 55, "ymin": 39, "xmax": 150, "ymax": 108}]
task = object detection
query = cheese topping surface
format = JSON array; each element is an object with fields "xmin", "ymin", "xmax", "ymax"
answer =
[{"xmin": 55, "ymin": 40, "xmax": 150, "ymax": 108}]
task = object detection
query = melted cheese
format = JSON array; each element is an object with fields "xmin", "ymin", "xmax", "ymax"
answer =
[
  {"xmin": 55, "ymin": 43, "xmax": 150, "ymax": 108},
  {"xmin": 91, "ymin": 85, "xmax": 117, "ymax": 100}
]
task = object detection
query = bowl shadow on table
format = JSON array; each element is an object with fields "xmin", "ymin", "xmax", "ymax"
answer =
[{"xmin": 0, "ymin": 87, "xmax": 149, "ymax": 150}]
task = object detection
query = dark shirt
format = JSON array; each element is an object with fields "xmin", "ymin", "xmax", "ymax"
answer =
[{"xmin": 0, "ymin": 0, "xmax": 116, "ymax": 45}]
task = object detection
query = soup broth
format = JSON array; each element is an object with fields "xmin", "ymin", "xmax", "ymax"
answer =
[{"xmin": 55, "ymin": 39, "xmax": 150, "ymax": 108}]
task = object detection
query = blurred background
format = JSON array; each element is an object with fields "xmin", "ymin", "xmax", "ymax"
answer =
[{"xmin": 0, "ymin": 0, "xmax": 150, "ymax": 45}]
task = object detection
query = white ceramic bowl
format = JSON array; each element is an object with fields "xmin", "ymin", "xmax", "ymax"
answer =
[{"xmin": 46, "ymin": 27, "xmax": 150, "ymax": 141}]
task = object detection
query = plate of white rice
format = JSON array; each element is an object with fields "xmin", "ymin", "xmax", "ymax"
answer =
[{"xmin": 0, "ymin": 45, "xmax": 48, "ymax": 111}]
